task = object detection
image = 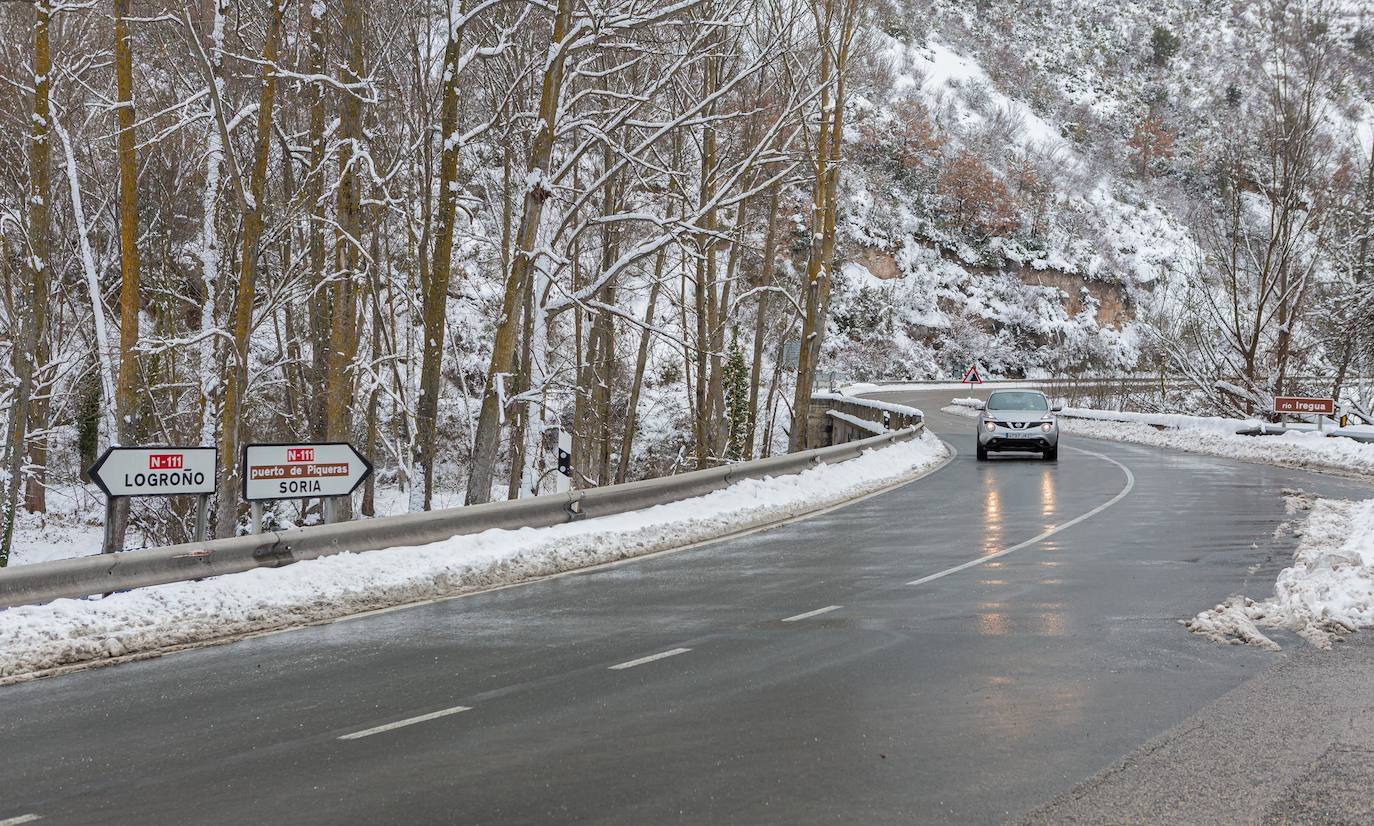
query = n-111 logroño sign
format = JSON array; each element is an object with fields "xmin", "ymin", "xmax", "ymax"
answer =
[
  {"xmin": 241, "ymin": 442, "xmax": 372, "ymax": 501},
  {"xmin": 88, "ymin": 446, "xmax": 217, "ymax": 498}
]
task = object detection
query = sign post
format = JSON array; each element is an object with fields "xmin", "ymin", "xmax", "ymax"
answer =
[
  {"xmin": 241, "ymin": 443, "xmax": 372, "ymax": 529},
  {"xmin": 88, "ymin": 446, "xmax": 218, "ymax": 553}
]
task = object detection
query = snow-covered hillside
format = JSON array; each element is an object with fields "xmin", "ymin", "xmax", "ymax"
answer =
[{"xmin": 823, "ymin": 0, "xmax": 1373, "ymax": 390}]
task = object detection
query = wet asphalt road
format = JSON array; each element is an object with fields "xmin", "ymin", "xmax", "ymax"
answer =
[{"xmin": 2, "ymin": 387, "xmax": 1371, "ymax": 825}]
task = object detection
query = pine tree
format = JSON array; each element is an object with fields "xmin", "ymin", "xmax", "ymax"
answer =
[
  {"xmin": 1150, "ymin": 26, "xmax": 1180, "ymax": 67},
  {"xmin": 724, "ymin": 336, "xmax": 750, "ymax": 461}
]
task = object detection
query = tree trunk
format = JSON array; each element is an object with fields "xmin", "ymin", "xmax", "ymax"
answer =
[
  {"xmin": 21, "ymin": 0, "xmax": 51, "ymax": 515},
  {"xmin": 589, "ymin": 149, "xmax": 621, "ymax": 486},
  {"xmin": 465, "ymin": 0, "xmax": 575, "ymax": 506},
  {"xmin": 744, "ymin": 188, "xmax": 780, "ymax": 459},
  {"xmin": 692, "ymin": 55, "xmax": 719, "ymax": 468},
  {"xmin": 789, "ymin": 49, "xmax": 831, "ymax": 452},
  {"xmin": 790, "ymin": 0, "xmax": 855, "ymax": 452},
  {"xmin": 110, "ymin": 0, "xmax": 144, "ymax": 551},
  {"xmin": 214, "ymin": 1, "xmax": 286, "ymax": 537},
  {"xmin": 325, "ymin": 0, "xmax": 367, "ymax": 520},
  {"xmin": 1, "ymin": 236, "xmax": 29, "ymax": 567},
  {"xmin": 412, "ymin": 3, "xmax": 468, "ymax": 511},
  {"xmin": 306, "ymin": 0, "xmax": 330, "ymax": 442},
  {"xmin": 615, "ymin": 249, "xmax": 666, "ymax": 484}
]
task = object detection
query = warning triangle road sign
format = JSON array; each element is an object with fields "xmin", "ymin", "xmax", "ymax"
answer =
[{"xmin": 962, "ymin": 364, "xmax": 984, "ymax": 384}]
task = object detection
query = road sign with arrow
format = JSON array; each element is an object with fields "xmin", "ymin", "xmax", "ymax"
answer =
[
  {"xmin": 241, "ymin": 442, "xmax": 372, "ymax": 501},
  {"xmin": 88, "ymin": 446, "xmax": 217, "ymax": 498},
  {"xmin": 88, "ymin": 445, "xmax": 217, "ymax": 551}
]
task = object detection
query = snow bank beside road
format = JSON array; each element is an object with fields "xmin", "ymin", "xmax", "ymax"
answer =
[
  {"xmin": 0, "ymin": 434, "xmax": 949, "ymax": 681},
  {"xmin": 1186, "ymin": 496, "xmax": 1374, "ymax": 650},
  {"xmin": 943, "ymin": 400, "xmax": 1374, "ymax": 478}
]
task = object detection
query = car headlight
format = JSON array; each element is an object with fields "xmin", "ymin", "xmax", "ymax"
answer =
[
  {"xmin": 1041, "ymin": 421, "xmax": 1054, "ymax": 432},
  {"xmin": 983, "ymin": 420, "xmax": 995, "ymax": 432}
]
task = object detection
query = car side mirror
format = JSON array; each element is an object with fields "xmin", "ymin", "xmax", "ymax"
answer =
[{"xmin": 1052, "ymin": 405, "xmax": 1063, "ymax": 412}]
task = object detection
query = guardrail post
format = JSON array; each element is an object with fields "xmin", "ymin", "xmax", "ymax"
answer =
[
  {"xmin": 194, "ymin": 493, "xmax": 209, "ymax": 543},
  {"xmin": 566, "ymin": 493, "xmax": 585, "ymax": 521},
  {"xmin": 101, "ymin": 498, "xmax": 119, "ymax": 555}
]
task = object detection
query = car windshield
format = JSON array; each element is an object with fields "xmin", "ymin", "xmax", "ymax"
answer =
[{"xmin": 986, "ymin": 391, "xmax": 1049, "ymax": 412}]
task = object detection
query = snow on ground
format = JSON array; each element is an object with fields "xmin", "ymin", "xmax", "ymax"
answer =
[
  {"xmin": 1185, "ymin": 495, "xmax": 1374, "ymax": 650},
  {"xmin": 7, "ymin": 484, "xmax": 106, "ymax": 566},
  {"xmin": 943, "ymin": 399, "xmax": 1374, "ymax": 478},
  {"xmin": 0, "ymin": 433, "xmax": 950, "ymax": 680}
]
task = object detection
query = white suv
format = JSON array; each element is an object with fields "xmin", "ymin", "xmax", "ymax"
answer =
[{"xmin": 976, "ymin": 390, "xmax": 1061, "ymax": 461}]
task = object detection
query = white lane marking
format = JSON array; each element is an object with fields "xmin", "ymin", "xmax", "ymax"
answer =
[
  {"xmin": 906, "ymin": 446, "xmax": 1136, "ymax": 586},
  {"xmin": 338, "ymin": 705, "xmax": 472, "ymax": 740},
  {"xmin": 608, "ymin": 647, "xmax": 692, "ymax": 670},
  {"xmin": 781, "ymin": 605, "xmax": 842, "ymax": 622},
  {"xmin": 0, "ymin": 815, "xmax": 42, "ymax": 825}
]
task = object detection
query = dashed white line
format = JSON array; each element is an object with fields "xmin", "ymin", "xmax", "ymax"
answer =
[
  {"xmin": 0, "ymin": 815, "xmax": 42, "ymax": 825},
  {"xmin": 608, "ymin": 647, "xmax": 692, "ymax": 670},
  {"xmin": 338, "ymin": 705, "xmax": 472, "ymax": 740},
  {"xmin": 781, "ymin": 605, "xmax": 842, "ymax": 622},
  {"xmin": 907, "ymin": 446, "xmax": 1136, "ymax": 587}
]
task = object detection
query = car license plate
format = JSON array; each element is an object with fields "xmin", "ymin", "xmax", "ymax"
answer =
[{"xmin": 1002, "ymin": 430, "xmax": 1018, "ymax": 439}]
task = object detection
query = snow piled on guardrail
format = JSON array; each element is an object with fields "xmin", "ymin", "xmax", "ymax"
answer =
[
  {"xmin": 944, "ymin": 399, "xmax": 1374, "ymax": 477},
  {"xmin": 0, "ymin": 432, "xmax": 949, "ymax": 681},
  {"xmin": 1186, "ymin": 495, "xmax": 1374, "ymax": 650}
]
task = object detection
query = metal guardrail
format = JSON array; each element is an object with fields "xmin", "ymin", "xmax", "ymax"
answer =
[{"xmin": 0, "ymin": 423, "xmax": 925, "ymax": 609}]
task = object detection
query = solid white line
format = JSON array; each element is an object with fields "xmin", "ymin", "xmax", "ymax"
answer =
[
  {"xmin": 338, "ymin": 705, "xmax": 472, "ymax": 740},
  {"xmin": 608, "ymin": 647, "xmax": 692, "ymax": 670},
  {"xmin": 906, "ymin": 446, "xmax": 1136, "ymax": 587},
  {"xmin": 781, "ymin": 605, "xmax": 842, "ymax": 622},
  {"xmin": 0, "ymin": 815, "xmax": 42, "ymax": 825}
]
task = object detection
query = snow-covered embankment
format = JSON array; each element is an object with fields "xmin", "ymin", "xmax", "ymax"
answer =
[{"xmin": 0, "ymin": 433, "xmax": 950, "ymax": 680}]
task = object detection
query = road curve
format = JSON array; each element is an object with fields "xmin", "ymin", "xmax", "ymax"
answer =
[{"xmin": 1, "ymin": 386, "xmax": 1370, "ymax": 825}]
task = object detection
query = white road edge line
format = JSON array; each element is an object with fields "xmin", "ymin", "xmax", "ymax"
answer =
[
  {"xmin": 338, "ymin": 705, "xmax": 472, "ymax": 740},
  {"xmin": 781, "ymin": 605, "xmax": 842, "ymax": 622},
  {"xmin": 608, "ymin": 647, "xmax": 692, "ymax": 670},
  {"xmin": 906, "ymin": 446, "xmax": 1136, "ymax": 587},
  {"xmin": 0, "ymin": 815, "xmax": 42, "ymax": 825}
]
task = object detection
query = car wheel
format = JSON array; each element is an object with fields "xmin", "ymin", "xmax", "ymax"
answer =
[
  {"xmin": 1043, "ymin": 447, "xmax": 1058, "ymax": 462},
  {"xmin": 976, "ymin": 443, "xmax": 988, "ymax": 461}
]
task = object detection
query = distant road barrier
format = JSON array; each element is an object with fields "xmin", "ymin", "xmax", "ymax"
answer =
[
  {"xmin": 809, "ymin": 392, "xmax": 923, "ymax": 446},
  {"xmin": 0, "ymin": 404, "xmax": 924, "ymax": 609}
]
